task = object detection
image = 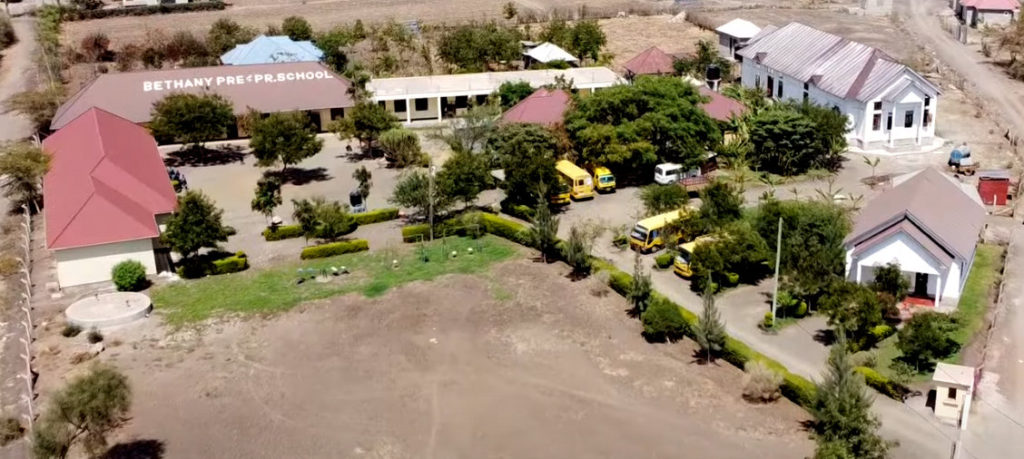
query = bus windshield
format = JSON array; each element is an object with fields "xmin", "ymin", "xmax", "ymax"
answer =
[
  {"xmin": 630, "ymin": 225, "xmax": 649, "ymax": 243},
  {"xmin": 599, "ymin": 175, "xmax": 614, "ymax": 184}
]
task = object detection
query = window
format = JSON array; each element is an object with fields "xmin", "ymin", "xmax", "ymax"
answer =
[
  {"xmin": 777, "ymin": 78, "xmax": 784, "ymax": 98},
  {"xmin": 455, "ymin": 96, "xmax": 469, "ymax": 108},
  {"xmin": 924, "ymin": 109, "xmax": 932, "ymax": 127},
  {"xmin": 378, "ymin": 101, "xmax": 386, "ymax": 108},
  {"xmin": 887, "ymin": 112, "xmax": 893, "ymax": 130},
  {"xmin": 873, "ymin": 101, "xmax": 882, "ymax": 110},
  {"xmin": 394, "ymin": 99, "xmax": 407, "ymax": 113},
  {"xmin": 754, "ymin": 75, "xmax": 761, "ymax": 88},
  {"xmin": 476, "ymin": 95, "xmax": 488, "ymax": 106},
  {"xmin": 925, "ymin": 96, "xmax": 931, "ymax": 107},
  {"xmin": 947, "ymin": 388, "xmax": 957, "ymax": 399},
  {"xmin": 330, "ymin": 108, "xmax": 344, "ymax": 120},
  {"xmin": 803, "ymin": 82, "xmax": 809, "ymax": 103},
  {"xmin": 904, "ymin": 110, "xmax": 914, "ymax": 128},
  {"xmin": 872, "ymin": 113, "xmax": 882, "ymax": 131},
  {"xmin": 414, "ymin": 98, "xmax": 429, "ymax": 111},
  {"xmin": 767, "ymin": 75, "xmax": 774, "ymax": 97}
]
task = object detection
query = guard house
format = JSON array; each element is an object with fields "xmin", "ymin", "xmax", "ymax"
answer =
[
  {"xmin": 715, "ymin": 18, "xmax": 761, "ymax": 60},
  {"xmin": 931, "ymin": 362, "xmax": 975, "ymax": 429}
]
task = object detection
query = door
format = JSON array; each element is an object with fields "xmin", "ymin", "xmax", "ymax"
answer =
[{"xmin": 913, "ymin": 272, "xmax": 929, "ymax": 297}]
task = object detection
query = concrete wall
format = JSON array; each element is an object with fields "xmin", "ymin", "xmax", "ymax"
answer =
[{"xmin": 55, "ymin": 238, "xmax": 158, "ymax": 288}]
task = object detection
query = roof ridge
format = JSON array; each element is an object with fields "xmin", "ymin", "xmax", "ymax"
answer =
[{"xmin": 48, "ymin": 185, "xmax": 99, "ymax": 247}]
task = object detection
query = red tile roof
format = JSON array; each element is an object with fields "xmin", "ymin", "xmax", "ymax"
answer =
[
  {"xmin": 501, "ymin": 89, "xmax": 571, "ymax": 126},
  {"xmin": 961, "ymin": 0, "xmax": 1019, "ymax": 10},
  {"xmin": 699, "ymin": 87, "xmax": 747, "ymax": 122},
  {"xmin": 42, "ymin": 108, "xmax": 178, "ymax": 250},
  {"xmin": 622, "ymin": 47, "xmax": 676, "ymax": 76}
]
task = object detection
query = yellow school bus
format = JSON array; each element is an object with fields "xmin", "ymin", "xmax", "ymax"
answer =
[
  {"xmin": 556, "ymin": 160, "xmax": 594, "ymax": 200},
  {"xmin": 673, "ymin": 236, "xmax": 716, "ymax": 278},
  {"xmin": 549, "ymin": 177, "xmax": 571, "ymax": 205},
  {"xmin": 589, "ymin": 166, "xmax": 616, "ymax": 193},
  {"xmin": 629, "ymin": 210, "xmax": 687, "ymax": 253}
]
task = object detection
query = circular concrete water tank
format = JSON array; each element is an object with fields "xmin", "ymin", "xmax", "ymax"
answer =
[{"xmin": 65, "ymin": 292, "xmax": 152, "ymax": 329}]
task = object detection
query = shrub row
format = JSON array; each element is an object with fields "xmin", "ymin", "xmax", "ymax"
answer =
[
  {"xmin": 400, "ymin": 212, "xmax": 523, "ymax": 244},
  {"xmin": 57, "ymin": 2, "xmax": 226, "ymax": 22},
  {"xmin": 211, "ymin": 252, "xmax": 248, "ymax": 275},
  {"xmin": 352, "ymin": 208, "xmax": 399, "ymax": 225},
  {"xmin": 177, "ymin": 251, "xmax": 248, "ymax": 279},
  {"xmin": 263, "ymin": 224, "xmax": 304, "ymax": 241},
  {"xmin": 300, "ymin": 239, "xmax": 369, "ymax": 259},
  {"xmin": 499, "ymin": 199, "xmax": 535, "ymax": 222},
  {"xmin": 854, "ymin": 366, "xmax": 908, "ymax": 401}
]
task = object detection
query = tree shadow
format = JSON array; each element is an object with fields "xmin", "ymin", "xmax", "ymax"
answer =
[
  {"xmin": 925, "ymin": 388, "xmax": 937, "ymax": 410},
  {"xmin": 164, "ymin": 144, "xmax": 246, "ymax": 167},
  {"xmin": 102, "ymin": 439, "xmax": 166, "ymax": 459},
  {"xmin": 813, "ymin": 328, "xmax": 836, "ymax": 346},
  {"xmin": 799, "ymin": 419, "xmax": 817, "ymax": 433},
  {"xmin": 689, "ymin": 349, "xmax": 722, "ymax": 366},
  {"xmin": 267, "ymin": 167, "xmax": 332, "ymax": 186}
]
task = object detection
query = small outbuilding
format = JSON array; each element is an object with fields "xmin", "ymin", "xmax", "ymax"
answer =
[
  {"xmin": 622, "ymin": 46, "xmax": 676, "ymax": 80},
  {"xmin": 698, "ymin": 87, "xmax": 747, "ymax": 122},
  {"xmin": 955, "ymin": 0, "xmax": 1019, "ymax": 28},
  {"xmin": 715, "ymin": 18, "xmax": 761, "ymax": 60},
  {"xmin": 220, "ymin": 35, "xmax": 325, "ymax": 65},
  {"xmin": 501, "ymin": 88, "xmax": 571, "ymax": 127},
  {"xmin": 844, "ymin": 168, "xmax": 986, "ymax": 308},
  {"xmin": 931, "ymin": 362, "xmax": 975, "ymax": 429},
  {"xmin": 43, "ymin": 108, "xmax": 178, "ymax": 288},
  {"xmin": 977, "ymin": 169, "xmax": 1011, "ymax": 205},
  {"xmin": 523, "ymin": 42, "xmax": 579, "ymax": 68}
]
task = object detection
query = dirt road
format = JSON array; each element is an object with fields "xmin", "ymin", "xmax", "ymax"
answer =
[
  {"xmin": 0, "ymin": 17, "xmax": 36, "ymax": 141},
  {"xmin": 900, "ymin": 0, "xmax": 1024, "ymax": 138}
]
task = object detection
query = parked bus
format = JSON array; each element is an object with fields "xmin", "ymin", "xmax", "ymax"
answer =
[
  {"xmin": 556, "ymin": 160, "xmax": 594, "ymax": 200},
  {"xmin": 629, "ymin": 209, "xmax": 688, "ymax": 253},
  {"xmin": 673, "ymin": 235, "xmax": 716, "ymax": 278},
  {"xmin": 549, "ymin": 177, "xmax": 571, "ymax": 205},
  {"xmin": 588, "ymin": 165, "xmax": 616, "ymax": 193}
]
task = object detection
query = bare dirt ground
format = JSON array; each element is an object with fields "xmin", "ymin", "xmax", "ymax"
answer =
[
  {"xmin": 31, "ymin": 259, "xmax": 812, "ymax": 458},
  {"xmin": 599, "ymin": 15, "xmax": 715, "ymax": 71}
]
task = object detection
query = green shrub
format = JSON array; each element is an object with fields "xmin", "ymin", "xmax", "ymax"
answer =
[
  {"xmin": 793, "ymin": 301, "xmax": 808, "ymax": 318},
  {"xmin": 850, "ymin": 350, "xmax": 878, "ymax": 368},
  {"xmin": 263, "ymin": 224, "xmax": 305, "ymax": 241},
  {"xmin": 762, "ymin": 311, "xmax": 774, "ymax": 329},
  {"xmin": 352, "ymin": 208, "xmax": 399, "ymax": 225},
  {"xmin": 111, "ymin": 260, "xmax": 147, "ymax": 291},
  {"xmin": 641, "ymin": 298, "xmax": 689, "ymax": 342},
  {"xmin": 500, "ymin": 199, "xmax": 535, "ymax": 222},
  {"xmin": 300, "ymin": 239, "xmax": 369, "ymax": 259},
  {"xmin": 211, "ymin": 252, "xmax": 249, "ymax": 275},
  {"xmin": 612, "ymin": 234, "xmax": 628, "ymax": 247},
  {"xmin": 402, "ymin": 224, "xmax": 431, "ymax": 242},
  {"xmin": 61, "ymin": 324, "xmax": 82, "ymax": 338},
  {"xmin": 855, "ymin": 366, "xmax": 907, "ymax": 400},
  {"xmin": 724, "ymin": 272, "xmax": 739, "ymax": 286},
  {"xmin": 780, "ymin": 372, "xmax": 818, "ymax": 408},
  {"xmin": 86, "ymin": 328, "xmax": 104, "ymax": 344},
  {"xmin": 870, "ymin": 324, "xmax": 895, "ymax": 343},
  {"xmin": 478, "ymin": 213, "xmax": 528, "ymax": 244},
  {"xmin": 654, "ymin": 252, "xmax": 674, "ymax": 269}
]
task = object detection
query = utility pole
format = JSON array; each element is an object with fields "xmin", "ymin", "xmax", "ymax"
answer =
[
  {"xmin": 770, "ymin": 217, "xmax": 783, "ymax": 321},
  {"xmin": 428, "ymin": 165, "xmax": 436, "ymax": 241}
]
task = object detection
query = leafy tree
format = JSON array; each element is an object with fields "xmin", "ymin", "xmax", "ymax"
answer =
[
  {"xmin": 539, "ymin": 18, "xmax": 571, "ymax": 48},
  {"xmin": 673, "ymin": 39, "xmax": 733, "ymax": 81},
  {"xmin": 627, "ymin": 252, "xmax": 652, "ymax": 315},
  {"xmin": 497, "ymin": 80, "xmax": 535, "ymax": 109},
  {"xmin": 818, "ymin": 281, "xmax": 895, "ymax": 351},
  {"xmin": 568, "ymin": 20, "xmax": 605, "ymax": 62},
  {"xmin": 811, "ymin": 330, "xmax": 893, "ymax": 459},
  {"xmin": 527, "ymin": 194, "xmax": 560, "ymax": 262},
  {"xmin": 502, "ymin": 1, "xmax": 518, "ymax": 20},
  {"xmin": 640, "ymin": 184, "xmax": 688, "ymax": 216},
  {"xmin": 282, "ymin": 16, "xmax": 313, "ymax": 41},
  {"xmin": 438, "ymin": 22, "xmax": 521, "ymax": 72},
  {"xmin": 149, "ymin": 93, "xmax": 235, "ymax": 147},
  {"xmin": 0, "ymin": 142, "xmax": 50, "ymax": 213},
  {"xmin": 32, "ymin": 364, "xmax": 131, "ymax": 459},
  {"xmin": 330, "ymin": 102, "xmax": 399, "ymax": 151},
  {"xmin": 251, "ymin": 176, "xmax": 282, "ymax": 223},
  {"xmin": 389, "ymin": 169, "xmax": 453, "ymax": 217},
  {"xmin": 207, "ymin": 18, "xmax": 257, "ymax": 55},
  {"xmin": 291, "ymin": 196, "xmax": 355, "ymax": 241},
  {"xmin": 435, "ymin": 103, "xmax": 501, "ymax": 154},
  {"xmin": 565, "ymin": 223, "xmax": 593, "ymax": 277},
  {"xmin": 694, "ymin": 284, "xmax": 727, "ymax": 362},
  {"xmin": 313, "ymin": 28, "xmax": 353, "ymax": 73},
  {"xmin": 565, "ymin": 76, "xmax": 721, "ymax": 181},
  {"xmin": 5, "ymin": 84, "xmax": 65, "ymax": 133},
  {"xmin": 353, "ymin": 165, "xmax": 372, "ymax": 200},
  {"xmin": 748, "ymin": 102, "xmax": 848, "ymax": 175},
  {"xmin": 436, "ymin": 150, "xmax": 490, "ymax": 207},
  {"xmin": 690, "ymin": 221, "xmax": 771, "ymax": 293},
  {"xmin": 641, "ymin": 297, "xmax": 688, "ymax": 342},
  {"xmin": 161, "ymin": 191, "xmax": 232, "ymax": 260},
  {"xmin": 871, "ymin": 262, "xmax": 910, "ymax": 301},
  {"xmin": 896, "ymin": 312, "xmax": 959, "ymax": 371},
  {"xmin": 379, "ymin": 128, "xmax": 429, "ymax": 167},
  {"xmin": 754, "ymin": 199, "xmax": 850, "ymax": 300},
  {"xmin": 687, "ymin": 180, "xmax": 743, "ymax": 235},
  {"xmin": 249, "ymin": 112, "xmax": 323, "ymax": 170},
  {"xmin": 487, "ymin": 123, "xmax": 560, "ymax": 206}
]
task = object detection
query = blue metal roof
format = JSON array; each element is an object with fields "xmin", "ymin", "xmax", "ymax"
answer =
[{"xmin": 220, "ymin": 35, "xmax": 324, "ymax": 65}]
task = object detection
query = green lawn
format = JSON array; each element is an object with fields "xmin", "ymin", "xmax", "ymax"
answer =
[
  {"xmin": 875, "ymin": 243, "xmax": 1005, "ymax": 381},
  {"xmin": 151, "ymin": 236, "xmax": 519, "ymax": 326}
]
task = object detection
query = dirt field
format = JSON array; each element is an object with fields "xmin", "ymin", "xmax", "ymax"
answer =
[
  {"xmin": 599, "ymin": 15, "xmax": 715, "ymax": 71},
  {"xmin": 33, "ymin": 259, "xmax": 811, "ymax": 458}
]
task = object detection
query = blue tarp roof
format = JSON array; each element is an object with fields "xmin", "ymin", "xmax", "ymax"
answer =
[{"xmin": 220, "ymin": 35, "xmax": 325, "ymax": 65}]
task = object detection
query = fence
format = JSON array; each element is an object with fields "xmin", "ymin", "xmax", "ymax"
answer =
[{"xmin": 11, "ymin": 204, "xmax": 35, "ymax": 436}]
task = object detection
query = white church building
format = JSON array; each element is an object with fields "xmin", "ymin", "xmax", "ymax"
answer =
[{"xmin": 737, "ymin": 22, "xmax": 941, "ymax": 152}]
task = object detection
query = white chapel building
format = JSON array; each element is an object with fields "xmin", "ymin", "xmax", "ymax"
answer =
[{"xmin": 737, "ymin": 22, "xmax": 941, "ymax": 152}]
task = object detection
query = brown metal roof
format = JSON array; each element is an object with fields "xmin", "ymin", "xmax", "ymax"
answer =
[
  {"xmin": 847, "ymin": 168, "xmax": 985, "ymax": 261},
  {"xmin": 52, "ymin": 62, "xmax": 354, "ymax": 130},
  {"xmin": 699, "ymin": 87, "xmax": 747, "ymax": 122},
  {"xmin": 623, "ymin": 47, "xmax": 676, "ymax": 77}
]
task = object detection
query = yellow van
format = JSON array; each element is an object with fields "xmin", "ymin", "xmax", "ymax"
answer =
[
  {"xmin": 589, "ymin": 166, "xmax": 616, "ymax": 193},
  {"xmin": 556, "ymin": 160, "xmax": 594, "ymax": 200},
  {"xmin": 673, "ymin": 236, "xmax": 716, "ymax": 278},
  {"xmin": 629, "ymin": 210, "xmax": 687, "ymax": 253},
  {"xmin": 549, "ymin": 178, "xmax": 571, "ymax": 205}
]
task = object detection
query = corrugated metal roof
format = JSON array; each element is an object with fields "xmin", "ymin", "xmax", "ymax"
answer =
[
  {"xmin": 622, "ymin": 46, "xmax": 675, "ymax": 76},
  {"xmin": 220, "ymin": 35, "xmax": 324, "ymax": 65},
  {"xmin": 368, "ymin": 67, "xmax": 621, "ymax": 99},
  {"xmin": 501, "ymin": 89, "xmax": 570, "ymax": 126},
  {"xmin": 715, "ymin": 19, "xmax": 761, "ymax": 39},
  {"xmin": 737, "ymin": 22, "xmax": 940, "ymax": 102},
  {"xmin": 524, "ymin": 42, "xmax": 578, "ymax": 64}
]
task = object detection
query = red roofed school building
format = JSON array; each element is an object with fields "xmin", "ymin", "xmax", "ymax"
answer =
[
  {"xmin": 51, "ymin": 61, "xmax": 355, "ymax": 137},
  {"xmin": 43, "ymin": 108, "xmax": 178, "ymax": 288},
  {"xmin": 501, "ymin": 89, "xmax": 571, "ymax": 126}
]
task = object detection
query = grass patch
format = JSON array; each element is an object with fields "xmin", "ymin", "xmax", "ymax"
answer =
[{"xmin": 152, "ymin": 236, "xmax": 518, "ymax": 326}]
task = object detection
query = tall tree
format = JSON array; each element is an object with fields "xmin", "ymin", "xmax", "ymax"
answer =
[
  {"xmin": 249, "ymin": 112, "xmax": 323, "ymax": 171},
  {"xmin": 353, "ymin": 165, "xmax": 372, "ymax": 200},
  {"xmin": 527, "ymin": 194, "xmax": 560, "ymax": 262},
  {"xmin": 32, "ymin": 364, "xmax": 131, "ymax": 459},
  {"xmin": 0, "ymin": 142, "xmax": 51, "ymax": 213},
  {"xmin": 436, "ymin": 149, "xmax": 490, "ymax": 207},
  {"xmin": 330, "ymin": 102, "xmax": 399, "ymax": 151},
  {"xmin": 673, "ymin": 39, "xmax": 733, "ymax": 81},
  {"xmin": 568, "ymin": 20, "xmax": 606, "ymax": 62},
  {"xmin": 437, "ymin": 21, "xmax": 521, "ymax": 72},
  {"xmin": 812, "ymin": 330, "xmax": 893, "ymax": 458},
  {"xmin": 694, "ymin": 284, "xmax": 727, "ymax": 362},
  {"xmin": 435, "ymin": 103, "xmax": 501, "ymax": 153},
  {"xmin": 565, "ymin": 223, "xmax": 593, "ymax": 278},
  {"xmin": 206, "ymin": 18, "xmax": 256, "ymax": 55},
  {"xmin": 748, "ymin": 102, "xmax": 848, "ymax": 176},
  {"xmin": 389, "ymin": 169, "xmax": 453, "ymax": 217},
  {"xmin": 251, "ymin": 175, "xmax": 282, "ymax": 223},
  {"xmin": 497, "ymin": 80, "xmax": 534, "ymax": 109},
  {"xmin": 486, "ymin": 123, "xmax": 560, "ymax": 206},
  {"xmin": 313, "ymin": 28, "xmax": 353, "ymax": 74},
  {"xmin": 281, "ymin": 16, "xmax": 313, "ymax": 41},
  {"xmin": 627, "ymin": 251, "xmax": 652, "ymax": 315},
  {"xmin": 149, "ymin": 93, "xmax": 235, "ymax": 147},
  {"xmin": 688, "ymin": 180, "xmax": 743, "ymax": 234},
  {"xmin": 161, "ymin": 190, "xmax": 232, "ymax": 260}
]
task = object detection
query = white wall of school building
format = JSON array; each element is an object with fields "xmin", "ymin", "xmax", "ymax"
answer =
[{"xmin": 55, "ymin": 238, "xmax": 158, "ymax": 288}]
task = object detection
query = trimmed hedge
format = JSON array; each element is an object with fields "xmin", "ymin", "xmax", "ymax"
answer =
[
  {"xmin": 654, "ymin": 252, "xmax": 674, "ymax": 269},
  {"xmin": 211, "ymin": 252, "xmax": 248, "ymax": 275},
  {"xmin": 478, "ymin": 213, "xmax": 528, "ymax": 244},
  {"xmin": 500, "ymin": 200, "xmax": 535, "ymax": 222},
  {"xmin": 177, "ymin": 251, "xmax": 249, "ymax": 279},
  {"xmin": 870, "ymin": 324, "xmax": 895, "ymax": 343},
  {"xmin": 57, "ymin": 2, "xmax": 226, "ymax": 21},
  {"xmin": 855, "ymin": 366, "xmax": 907, "ymax": 401},
  {"xmin": 401, "ymin": 213, "xmax": 527, "ymax": 244},
  {"xmin": 300, "ymin": 239, "xmax": 369, "ymax": 259},
  {"xmin": 402, "ymin": 224, "xmax": 431, "ymax": 242},
  {"xmin": 263, "ymin": 224, "xmax": 305, "ymax": 241},
  {"xmin": 352, "ymin": 208, "xmax": 399, "ymax": 225}
]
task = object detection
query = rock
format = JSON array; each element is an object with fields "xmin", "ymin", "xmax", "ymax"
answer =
[{"xmin": 90, "ymin": 341, "xmax": 105, "ymax": 355}]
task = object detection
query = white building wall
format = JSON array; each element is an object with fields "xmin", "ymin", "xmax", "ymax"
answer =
[
  {"xmin": 944, "ymin": 262, "xmax": 963, "ymax": 299},
  {"xmin": 845, "ymin": 232, "xmax": 966, "ymax": 300},
  {"xmin": 55, "ymin": 239, "xmax": 157, "ymax": 288},
  {"xmin": 974, "ymin": 9, "xmax": 1016, "ymax": 27}
]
